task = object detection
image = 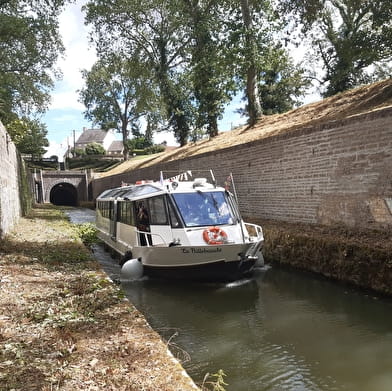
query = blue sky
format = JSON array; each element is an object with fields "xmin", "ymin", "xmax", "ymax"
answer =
[{"xmin": 43, "ymin": 1, "xmax": 318, "ymax": 159}]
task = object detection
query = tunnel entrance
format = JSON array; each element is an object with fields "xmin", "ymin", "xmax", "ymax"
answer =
[{"xmin": 50, "ymin": 183, "xmax": 78, "ymax": 206}]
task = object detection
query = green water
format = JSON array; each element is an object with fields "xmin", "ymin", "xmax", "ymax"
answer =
[{"xmin": 122, "ymin": 267, "xmax": 392, "ymax": 391}]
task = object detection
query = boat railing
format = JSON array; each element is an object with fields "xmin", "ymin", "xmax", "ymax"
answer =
[
  {"xmin": 244, "ymin": 222, "xmax": 263, "ymax": 242},
  {"xmin": 160, "ymin": 169, "xmax": 216, "ymax": 186},
  {"xmin": 136, "ymin": 230, "xmax": 168, "ymax": 247}
]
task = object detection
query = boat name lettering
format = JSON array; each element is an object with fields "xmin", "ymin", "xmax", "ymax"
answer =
[{"xmin": 182, "ymin": 247, "xmax": 222, "ymax": 254}]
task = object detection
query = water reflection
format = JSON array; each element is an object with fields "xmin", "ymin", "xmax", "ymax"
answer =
[{"xmin": 122, "ymin": 267, "xmax": 392, "ymax": 391}]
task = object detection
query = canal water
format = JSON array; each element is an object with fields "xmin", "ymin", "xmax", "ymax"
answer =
[{"xmin": 67, "ymin": 208, "xmax": 392, "ymax": 391}]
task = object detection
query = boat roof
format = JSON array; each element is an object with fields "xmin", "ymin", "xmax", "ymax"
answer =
[{"xmin": 97, "ymin": 177, "xmax": 225, "ymax": 201}]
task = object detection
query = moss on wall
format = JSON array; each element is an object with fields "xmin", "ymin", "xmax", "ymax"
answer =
[{"xmin": 17, "ymin": 154, "xmax": 32, "ymax": 215}]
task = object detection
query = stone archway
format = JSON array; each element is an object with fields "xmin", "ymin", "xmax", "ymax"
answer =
[{"xmin": 50, "ymin": 182, "xmax": 78, "ymax": 206}]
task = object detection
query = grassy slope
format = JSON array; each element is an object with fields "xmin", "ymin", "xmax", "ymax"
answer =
[{"xmin": 99, "ymin": 79, "xmax": 392, "ymax": 177}]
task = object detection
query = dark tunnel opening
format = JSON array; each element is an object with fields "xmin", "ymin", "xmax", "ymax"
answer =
[{"xmin": 50, "ymin": 183, "xmax": 78, "ymax": 206}]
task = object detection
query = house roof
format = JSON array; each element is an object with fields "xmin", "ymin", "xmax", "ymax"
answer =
[
  {"xmin": 76, "ymin": 129, "xmax": 108, "ymax": 144},
  {"xmin": 107, "ymin": 140, "xmax": 124, "ymax": 152}
]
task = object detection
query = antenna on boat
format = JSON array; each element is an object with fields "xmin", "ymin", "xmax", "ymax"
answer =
[
  {"xmin": 229, "ymin": 172, "xmax": 246, "ymax": 242},
  {"xmin": 209, "ymin": 169, "xmax": 217, "ymax": 187},
  {"xmin": 229, "ymin": 172, "xmax": 239, "ymax": 203}
]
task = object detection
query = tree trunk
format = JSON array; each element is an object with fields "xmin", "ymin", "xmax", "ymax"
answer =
[
  {"xmin": 240, "ymin": 0, "xmax": 263, "ymax": 126},
  {"xmin": 156, "ymin": 36, "xmax": 190, "ymax": 145},
  {"xmin": 208, "ymin": 115, "xmax": 218, "ymax": 138},
  {"xmin": 121, "ymin": 121, "xmax": 129, "ymax": 161}
]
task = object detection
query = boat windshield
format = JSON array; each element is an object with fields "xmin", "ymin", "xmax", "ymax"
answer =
[{"xmin": 172, "ymin": 191, "xmax": 235, "ymax": 227}]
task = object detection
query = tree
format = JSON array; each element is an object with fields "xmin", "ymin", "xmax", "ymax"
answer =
[
  {"xmin": 85, "ymin": 142, "xmax": 105, "ymax": 155},
  {"xmin": 257, "ymin": 46, "xmax": 310, "ymax": 114},
  {"xmin": 84, "ymin": 0, "xmax": 309, "ymax": 141},
  {"xmin": 180, "ymin": 0, "xmax": 235, "ymax": 138},
  {"xmin": 79, "ymin": 55, "xmax": 155, "ymax": 160},
  {"xmin": 225, "ymin": 0, "xmax": 288, "ymax": 124},
  {"xmin": 71, "ymin": 148, "xmax": 86, "ymax": 158},
  {"xmin": 0, "ymin": 0, "xmax": 68, "ymax": 124},
  {"xmin": 239, "ymin": 0, "xmax": 264, "ymax": 125},
  {"xmin": 280, "ymin": 0, "xmax": 392, "ymax": 97},
  {"xmin": 84, "ymin": 0, "xmax": 194, "ymax": 146},
  {"xmin": 7, "ymin": 118, "xmax": 49, "ymax": 160}
]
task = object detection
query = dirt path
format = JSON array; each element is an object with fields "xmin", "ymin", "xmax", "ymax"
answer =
[{"xmin": 0, "ymin": 206, "xmax": 199, "ymax": 391}]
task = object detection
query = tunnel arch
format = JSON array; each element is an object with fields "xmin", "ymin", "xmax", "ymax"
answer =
[{"xmin": 49, "ymin": 182, "xmax": 78, "ymax": 206}]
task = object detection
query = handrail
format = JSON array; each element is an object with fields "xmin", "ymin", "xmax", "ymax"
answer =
[
  {"xmin": 136, "ymin": 230, "xmax": 168, "ymax": 247},
  {"xmin": 244, "ymin": 222, "xmax": 263, "ymax": 241}
]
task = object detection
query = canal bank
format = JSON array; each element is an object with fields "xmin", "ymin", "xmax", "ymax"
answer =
[
  {"xmin": 259, "ymin": 219, "xmax": 392, "ymax": 296},
  {"xmin": 0, "ymin": 205, "xmax": 199, "ymax": 391}
]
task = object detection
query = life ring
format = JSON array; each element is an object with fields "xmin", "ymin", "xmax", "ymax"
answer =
[{"xmin": 203, "ymin": 226, "xmax": 228, "ymax": 245}]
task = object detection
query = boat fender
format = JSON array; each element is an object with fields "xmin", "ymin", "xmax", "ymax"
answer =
[
  {"xmin": 203, "ymin": 226, "xmax": 228, "ymax": 245},
  {"xmin": 121, "ymin": 258, "xmax": 143, "ymax": 280},
  {"xmin": 119, "ymin": 250, "xmax": 133, "ymax": 267}
]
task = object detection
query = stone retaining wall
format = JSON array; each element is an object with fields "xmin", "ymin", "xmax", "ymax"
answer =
[
  {"xmin": 92, "ymin": 107, "xmax": 392, "ymax": 231},
  {"xmin": 0, "ymin": 122, "xmax": 21, "ymax": 238}
]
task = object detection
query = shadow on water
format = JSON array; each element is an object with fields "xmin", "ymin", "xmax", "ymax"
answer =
[
  {"xmin": 120, "ymin": 266, "xmax": 392, "ymax": 391},
  {"xmin": 122, "ymin": 275, "xmax": 262, "ymax": 317},
  {"xmin": 261, "ymin": 265, "xmax": 392, "ymax": 333}
]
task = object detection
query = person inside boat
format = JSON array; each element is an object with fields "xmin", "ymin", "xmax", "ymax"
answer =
[{"xmin": 136, "ymin": 202, "xmax": 152, "ymax": 246}]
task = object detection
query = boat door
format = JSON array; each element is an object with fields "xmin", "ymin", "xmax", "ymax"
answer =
[
  {"xmin": 135, "ymin": 200, "xmax": 152, "ymax": 246},
  {"xmin": 147, "ymin": 195, "xmax": 182, "ymax": 245},
  {"xmin": 109, "ymin": 200, "xmax": 117, "ymax": 239},
  {"xmin": 135, "ymin": 195, "xmax": 180, "ymax": 246}
]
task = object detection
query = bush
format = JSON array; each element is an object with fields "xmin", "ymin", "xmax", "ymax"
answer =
[
  {"xmin": 85, "ymin": 142, "xmax": 105, "ymax": 155},
  {"xmin": 73, "ymin": 223, "xmax": 98, "ymax": 246},
  {"xmin": 72, "ymin": 148, "xmax": 85, "ymax": 157},
  {"xmin": 144, "ymin": 145, "xmax": 165, "ymax": 154},
  {"xmin": 126, "ymin": 137, "xmax": 153, "ymax": 150}
]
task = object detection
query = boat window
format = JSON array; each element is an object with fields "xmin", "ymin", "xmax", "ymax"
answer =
[
  {"xmin": 109, "ymin": 201, "xmax": 115, "ymax": 220},
  {"xmin": 167, "ymin": 197, "xmax": 182, "ymax": 228},
  {"xmin": 147, "ymin": 196, "xmax": 168, "ymax": 225},
  {"xmin": 172, "ymin": 191, "xmax": 234, "ymax": 227},
  {"xmin": 117, "ymin": 201, "xmax": 135, "ymax": 226},
  {"xmin": 113, "ymin": 188, "xmax": 133, "ymax": 198},
  {"xmin": 123, "ymin": 184, "xmax": 161, "ymax": 199},
  {"xmin": 97, "ymin": 200, "xmax": 112, "ymax": 219},
  {"xmin": 99, "ymin": 187, "xmax": 131, "ymax": 199},
  {"xmin": 226, "ymin": 192, "xmax": 241, "ymax": 222}
]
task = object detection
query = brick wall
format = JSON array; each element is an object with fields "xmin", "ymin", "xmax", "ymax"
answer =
[
  {"xmin": 0, "ymin": 122, "xmax": 22, "ymax": 237},
  {"xmin": 92, "ymin": 107, "xmax": 392, "ymax": 230}
]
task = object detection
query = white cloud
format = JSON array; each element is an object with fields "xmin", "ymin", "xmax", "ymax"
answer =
[
  {"xmin": 48, "ymin": 112, "xmax": 83, "ymax": 123},
  {"xmin": 50, "ymin": 90, "xmax": 86, "ymax": 111},
  {"xmin": 49, "ymin": 0, "xmax": 96, "ymax": 111}
]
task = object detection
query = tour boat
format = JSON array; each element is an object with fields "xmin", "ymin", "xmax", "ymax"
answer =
[{"xmin": 96, "ymin": 170, "xmax": 264, "ymax": 282}]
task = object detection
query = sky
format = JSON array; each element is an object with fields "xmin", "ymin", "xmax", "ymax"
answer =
[
  {"xmin": 42, "ymin": 0, "xmax": 96, "ymax": 158},
  {"xmin": 43, "ymin": 1, "xmax": 319, "ymax": 159}
]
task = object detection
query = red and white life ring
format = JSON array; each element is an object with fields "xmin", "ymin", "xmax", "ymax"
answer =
[{"xmin": 202, "ymin": 226, "xmax": 228, "ymax": 245}]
